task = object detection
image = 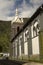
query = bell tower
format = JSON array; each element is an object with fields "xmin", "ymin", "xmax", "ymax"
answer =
[{"xmin": 11, "ymin": 8, "xmax": 24, "ymax": 39}]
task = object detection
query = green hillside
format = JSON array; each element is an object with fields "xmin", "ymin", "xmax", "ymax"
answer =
[
  {"xmin": 39, "ymin": 31, "xmax": 43, "ymax": 61},
  {"xmin": 0, "ymin": 20, "xmax": 11, "ymax": 52}
]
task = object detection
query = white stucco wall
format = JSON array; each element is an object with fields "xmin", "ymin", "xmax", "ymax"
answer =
[
  {"xmin": 24, "ymin": 32, "xmax": 28, "ymax": 55},
  {"xmin": 19, "ymin": 45, "xmax": 21, "ymax": 56},
  {"xmin": 31, "ymin": 22, "xmax": 40, "ymax": 55},
  {"xmin": 15, "ymin": 41, "xmax": 17, "ymax": 57},
  {"xmin": 32, "ymin": 36, "xmax": 40, "ymax": 55},
  {"xmin": 24, "ymin": 42, "xmax": 28, "ymax": 55},
  {"xmin": 13, "ymin": 42, "xmax": 15, "ymax": 57},
  {"xmin": 19, "ymin": 35, "xmax": 22, "ymax": 56},
  {"xmin": 31, "ymin": 24, "xmax": 33, "ymax": 37},
  {"xmin": 19, "ymin": 39, "xmax": 21, "ymax": 56}
]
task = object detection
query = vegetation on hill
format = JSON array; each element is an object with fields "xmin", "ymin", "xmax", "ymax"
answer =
[
  {"xmin": 0, "ymin": 21, "xmax": 11, "ymax": 52},
  {"xmin": 39, "ymin": 31, "xmax": 43, "ymax": 61}
]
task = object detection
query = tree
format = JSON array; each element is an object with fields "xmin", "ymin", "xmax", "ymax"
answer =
[{"xmin": 0, "ymin": 21, "xmax": 11, "ymax": 52}]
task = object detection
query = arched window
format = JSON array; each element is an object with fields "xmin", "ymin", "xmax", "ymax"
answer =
[
  {"xmin": 33, "ymin": 26, "xmax": 37, "ymax": 37},
  {"xmin": 33, "ymin": 19, "xmax": 40, "ymax": 37},
  {"xmin": 25, "ymin": 28, "xmax": 29, "ymax": 41},
  {"xmin": 36, "ymin": 24, "xmax": 40, "ymax": 35},
  {"xmin": 17, "ymin": 26, "xmax": 20, "ymax": 32}
]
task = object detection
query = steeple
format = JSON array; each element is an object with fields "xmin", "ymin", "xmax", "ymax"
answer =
[
  {"xmin": 16, "ymin": 8, "xmax": 18, "ymax": 16},
  {"xmin": 11, "ymin": 8, "xmax": 23, "ymax": 24}
]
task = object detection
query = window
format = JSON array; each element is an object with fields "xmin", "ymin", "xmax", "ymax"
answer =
[
  {"xmin": 36, "ymin": 24, "xmax": 40, "ymax": 35},
  {"xmin": 17, "ymin": 26, "xmax": 20, "ymax": 32},
  {"xmin": 33, "ymin": 26, "xmax": 37, "ymax": 36},
  {"xmin": 19, "ymin": 35, "xmax": 22, "ymax": 45},
  {"xmin": 33, "ymin": 19, "xmax": 40, "ymax": 37},
  {"xmin": 25, "ymin": 29, "xmax": 29, "ymax": 41}
]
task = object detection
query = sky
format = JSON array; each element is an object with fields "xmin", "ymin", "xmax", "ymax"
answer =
[{"xmin": 0, "ymin": 0, "xmax": 43, "ymax": 21}]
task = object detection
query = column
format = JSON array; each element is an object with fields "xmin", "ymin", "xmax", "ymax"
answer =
[
  {"xmin": 21, "ymin": 32, "xmax": 24, "ymax": 54},
  {"xmin": 17, "ymin": 37, "xmax": 19, "ymax": 58},
  {"xmin": 19, "ymin": 36, "xmax": 21, "ymax": 56},
  {"xmin": 28, "ymin": 25, "xmax": 32, "ymax": 56}
]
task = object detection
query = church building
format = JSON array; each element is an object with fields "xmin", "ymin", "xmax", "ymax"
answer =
[
  {"xmin": 11, "ymin": 4, "xmax": 43, "ymax": 60},
  {"xmin": 11, "ymin": 8, "xmax": 29, "ymax": 57}
]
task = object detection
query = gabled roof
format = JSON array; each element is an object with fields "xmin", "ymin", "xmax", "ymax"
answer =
[
  {"xmin": 11, "ymin": 16, "xmax": 29, "ymax": 24},
  {"xmin": 11, "ymin": 4, "xmax": 43, "ymax": 43},
  {"xmin": 11, "ymin": 16, "xmax": 22, "ymax": 24}
]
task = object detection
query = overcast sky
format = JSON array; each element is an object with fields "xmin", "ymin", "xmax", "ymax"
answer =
[{"xmin": 0, "ymin": 0, "xmax": 43, "ymax": 20}]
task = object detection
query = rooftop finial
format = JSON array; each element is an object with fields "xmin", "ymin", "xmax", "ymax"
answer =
[{"xmin": 16, "ymin": 8, "xmax": 18, "ymax": 16}]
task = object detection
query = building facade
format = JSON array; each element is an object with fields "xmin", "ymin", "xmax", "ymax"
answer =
[
  {"xmin": 11, "ymin": 9, "xmax": 29, "ymax": 57},
  {"xmin": 11, "ymin": 4, "xmax": 43, "ymax": 60}
]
